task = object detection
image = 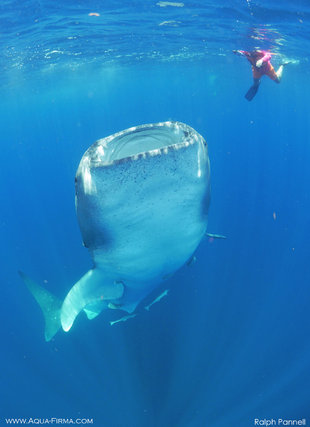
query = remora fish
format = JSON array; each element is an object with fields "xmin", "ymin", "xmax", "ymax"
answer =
[
  {"xmin": 109, "ymin": 314, "xmax": 137, "ymax": 326},
  {"xmin": 20, "ymin": 121, "xmax": 211, "ymax": 341},
  {"xmin": 205, "ymin": 232, "xmax": 226, "ymax": 239},
  {"xmin": 144, "ymin": 289, "xmax": 169, "ymax": 311}
]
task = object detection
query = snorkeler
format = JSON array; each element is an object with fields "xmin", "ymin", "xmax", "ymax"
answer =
[{"xmin": 233, "ymin": 50, "xmax": 290, "ymax": 101}]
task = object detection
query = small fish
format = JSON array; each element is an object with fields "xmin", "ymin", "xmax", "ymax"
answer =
[
  {"xmin": 205, "ymin": 232, "xmax": 227, "ymax": 239},
  {"xmin": 144, "ymin": 289, "xmax": 169, "ymax": 311},
  {"xmin": 186, "ymin": 255, "xmax": 197, "ymax": 266},
  {"xmin": 109, "ymin": 313, "xmax": 137, "ymax": 326}
]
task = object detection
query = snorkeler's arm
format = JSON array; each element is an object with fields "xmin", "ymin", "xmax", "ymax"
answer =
[
  {"xmin": 256, "ymin": 52, "xmax": 272, "ymax": 68},
  {"xmin": 233, "ymin": 50, "xmax": 250, "ymax": 57}
]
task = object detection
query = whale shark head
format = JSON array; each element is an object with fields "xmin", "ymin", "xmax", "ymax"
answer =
[
  {"xmin": 75, "ymin": 121, "xmax": 210, "ymax": 263},
  {"xmin": 20, "ymin": 121, "xmax": 211, "ymax": 340}
]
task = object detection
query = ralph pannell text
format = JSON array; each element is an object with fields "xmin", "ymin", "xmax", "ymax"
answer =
[{"xmin": 254, "ymin": 419, "xmax": 306, "ymax": 426}]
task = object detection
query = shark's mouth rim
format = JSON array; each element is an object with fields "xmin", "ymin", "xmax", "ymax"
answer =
[{"xmin": 82, "ymin": 121, "xmax": 203, "ymax": 168}]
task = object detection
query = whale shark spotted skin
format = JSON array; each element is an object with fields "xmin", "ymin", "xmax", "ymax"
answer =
[{"xmin": 20, "ymin": 121, "xmax": 211, "ymax": 341}]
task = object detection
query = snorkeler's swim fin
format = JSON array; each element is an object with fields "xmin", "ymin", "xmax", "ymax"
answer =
[
  {"xmin": 245, "ymin": 84, "xmax": 259, "ymax": 101},
  {"xmin": 280, "ymin": 61, "xmax": 292, "ymax": 67}
]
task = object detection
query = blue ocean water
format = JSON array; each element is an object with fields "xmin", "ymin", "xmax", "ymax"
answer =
[{"xmin": 1, "ymin": 1, "xmax": 310, "ymax": 426}]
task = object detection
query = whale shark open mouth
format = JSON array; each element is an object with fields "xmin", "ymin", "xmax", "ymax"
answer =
[
  {"xmin": 79, "ymin": 121, "xmax": 202, "ymax": 195},
  {"xmin": 88, "ymin": 121, "xmax": 197, "ymax": 164}
]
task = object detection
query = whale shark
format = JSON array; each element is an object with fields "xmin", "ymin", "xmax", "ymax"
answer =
[{"xmin": 20, "ymin": 121, "xmax": 211, "ymax": 341}]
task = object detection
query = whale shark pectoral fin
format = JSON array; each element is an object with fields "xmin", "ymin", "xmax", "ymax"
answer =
[
  {"xmin": 60, "ymin": 269, "xmax": 124, "ymax": 333},
  {"xmin": 108, "ymin": 302, "xmax": 123, "ymax": 310},
  {"xmin": 18, "ymin": 271, "xmax": 62, "ymax": 342}
]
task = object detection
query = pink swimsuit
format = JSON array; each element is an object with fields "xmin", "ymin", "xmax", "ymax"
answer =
[{"xmin": 241, "ymin": 50, "xmax": 279, "ymax": 82}]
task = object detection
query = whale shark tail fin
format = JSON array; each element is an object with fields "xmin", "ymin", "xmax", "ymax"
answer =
[{"xmin": 18, "ymin": 271, "xmax": 62, "ymax": 342}]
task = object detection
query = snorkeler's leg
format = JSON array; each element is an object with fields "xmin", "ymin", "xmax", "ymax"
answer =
[
  {"xmin": 275, "ymin": 65, "xmax": 284, "ymax": 82},
  {"xmin": 275, "ymin": 62, "xmax": 291, "ymax": 82},
  {"xmin": 245, "ymin": 79, "xmax": 260, "ymax": 101}
]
